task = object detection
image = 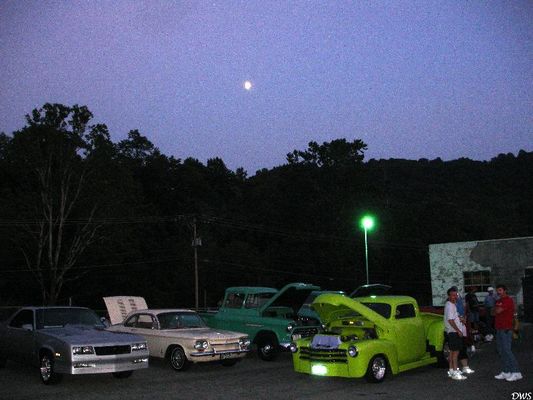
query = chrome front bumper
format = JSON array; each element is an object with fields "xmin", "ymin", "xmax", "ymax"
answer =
[
  {"xmin": 189, "ymin": 348, "xmax": 250, "ymax": 360},
  {"xmin": 55, "ymin": 351, "xmax": 149, "ymax": 375}
]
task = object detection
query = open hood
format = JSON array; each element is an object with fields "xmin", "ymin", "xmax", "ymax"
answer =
[
  {"xmin": 311, "ymin": 293, "xmax": 391, "ymax": 330},
  {"xmin": 103, "ymin": 296, "xmax": 148, "ymax": 325},
  {"xmin": 260, "ymin": 283, "xmax": 320, "ymax": 315},
  {"xmin": 349, "ymin": 284, "xmax": 391, "ymax": 298}
]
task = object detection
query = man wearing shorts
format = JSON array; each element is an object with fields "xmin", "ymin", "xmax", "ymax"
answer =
[{"xmin": 444, "ymin": 287, "xmax": 468, "ymax": 380}]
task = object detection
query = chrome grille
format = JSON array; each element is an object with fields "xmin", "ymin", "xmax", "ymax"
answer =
[
  {"xmin": 299, "ymin": 347, "xmax": 347, "ymax": 363},
  {"xmin": 292, "ymin": 327, "xmax": 319, "ymax": 338},
  {"xmin": 209, "ymin": 339, "xmax": 240, "ymax": 351},
  {"xmin": 94, "ymin": 345, "xmax": 131, "ymax": 355}
]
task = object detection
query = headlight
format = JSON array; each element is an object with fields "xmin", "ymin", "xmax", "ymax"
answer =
[
  {"xmin": 131, "ymin": 342, "xmax": 147, "ymax": 351},
  {"xmin": 286, "ymin": 323, "xmax": 295, "ymax": 332},
  {"xmin": 194, "ymin": 340, "xmax": 208, "ymax": 350},
  {"xmin": 239, "ymin": 337, "xmax": 251, "ymax": 349},
  {"xmin": 72, "ymin": 346, "xmax": 94, "ymax": 355},
  {"xmin": 347, "ymin": 346, "xmax": 358, "ymax": 357},
  {"xmin": 289, "ymin": 342, "xmax": 298, "ymax": 353}
]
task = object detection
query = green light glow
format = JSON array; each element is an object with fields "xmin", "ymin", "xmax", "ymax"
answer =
[{"xmin": 361, "ymin": 215, "xmax": 375, "ymax": 230}]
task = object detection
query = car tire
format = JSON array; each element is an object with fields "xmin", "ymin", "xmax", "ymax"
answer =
[
  {"xmin": 257, "ymin": 334, "xmax": 278, "ymax": 361},
  {"xmin": 168, "ymin": 346, "xmax": 190, "ymax": 371},
  {"xmin": 365, "ymin": 355, "xmax": 388, "ymax": 383},
  {"xmin": 220, "ymin": 358, "xmax": 239, "ymax": 367},
  {"xmin": 112, "ymin": 371, "xmax": 133, "ymax": 379},
  {"xmin": 40, "ymin": 352, "xmax": 63, "ymax": 385}
]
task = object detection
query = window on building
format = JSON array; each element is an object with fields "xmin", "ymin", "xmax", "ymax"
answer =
[{"xmin": 463, "ymin": 271, "xmax": 491, "ymax": 292}]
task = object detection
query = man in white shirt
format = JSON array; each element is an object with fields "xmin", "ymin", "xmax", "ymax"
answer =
[{"xmin": 444, "ymin": 287, "xmax": 468, "ymax": 380}]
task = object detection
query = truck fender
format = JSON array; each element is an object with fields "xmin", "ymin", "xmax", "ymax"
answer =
[{"xmin": 355, "ymin": 339, "xmax": 398, "ymax": 375}]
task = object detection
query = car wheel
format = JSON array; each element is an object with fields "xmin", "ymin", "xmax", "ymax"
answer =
[
  {"xmin": 365, "ymin": 355, "xmax": 388, "ymax": 383},
  {"xmin": 257, "ymin": 335, "xmax": 278, "ymax": 361},
  {"xmin": 112, "ymin": 371, "xmax": 133, "ymax": 379},
  {"xmin": 220, "ymin": 358, "xmax": 239, "ymax": 367},
  {"xmin": 168, "ymin": 346, "xmax": 190, "ymax": 371},
  {"xmin": 40, "ymin": 352, "xmax": 63, "ymax": 385}
]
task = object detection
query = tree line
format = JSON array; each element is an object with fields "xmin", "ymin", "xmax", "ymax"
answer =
[{"xmin": 0, "ymin": 103, "xmax": 531, "ymax": 308}]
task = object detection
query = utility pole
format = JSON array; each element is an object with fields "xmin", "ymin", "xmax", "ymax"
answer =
[{"xmin": 191, "ymin": 217, "xmax": 202, "ymax": 311}]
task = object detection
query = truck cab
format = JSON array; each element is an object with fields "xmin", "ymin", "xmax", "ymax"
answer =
[{"xmin": 201, "ymin": 283, "xmax": 321, "ymax": 360}]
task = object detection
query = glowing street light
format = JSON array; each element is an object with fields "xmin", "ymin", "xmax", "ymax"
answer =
[{"xmin": 360, "ymin": 215, "xmax": 376, "ymax": 285}]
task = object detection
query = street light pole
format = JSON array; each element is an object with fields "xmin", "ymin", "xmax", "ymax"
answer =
[
  {"xmin": 364, "ymin": 225, "xmax": 369, "ymax": 285},
  {"xmin": 360, "ymin": 215, "xmax": 375, "ymax": 285}
]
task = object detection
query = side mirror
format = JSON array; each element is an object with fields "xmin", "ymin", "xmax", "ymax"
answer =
[{"xmin": 21, "ymin": 324, "xmax": 34, "ymax": 331}]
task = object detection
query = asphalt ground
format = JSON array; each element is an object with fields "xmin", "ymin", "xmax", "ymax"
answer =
[{"xmin": 0, "ymin": 337, "xmax": 531, "ymax": 400}]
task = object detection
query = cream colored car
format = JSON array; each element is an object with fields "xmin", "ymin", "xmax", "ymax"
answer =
[{"xmin": 104, "ymin": 297, "xmax": 250, "ymax": 371}]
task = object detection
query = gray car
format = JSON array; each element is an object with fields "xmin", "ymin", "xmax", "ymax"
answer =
[{"xmin": 0, "ymin": 306, "xmax": 149, "ymax": 384}]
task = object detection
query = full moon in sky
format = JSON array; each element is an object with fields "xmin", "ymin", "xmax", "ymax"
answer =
[{"xmin": 243, "ymin": 80, "xmax": 253, "ymax": 90}]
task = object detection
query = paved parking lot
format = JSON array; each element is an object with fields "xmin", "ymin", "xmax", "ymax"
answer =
[{"xmin": 1, "ymin": 338, "xmax": 531, "ymax": 400}]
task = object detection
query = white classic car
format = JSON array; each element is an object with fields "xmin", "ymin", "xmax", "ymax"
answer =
[{"xmin": 104, "ymin": 297, "xmax": 251, "ymax": 371}]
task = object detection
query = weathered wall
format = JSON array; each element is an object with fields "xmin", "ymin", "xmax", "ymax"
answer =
[{"xmin": 429, "ymin": 237, "xmax": 533, "ymax": 306}]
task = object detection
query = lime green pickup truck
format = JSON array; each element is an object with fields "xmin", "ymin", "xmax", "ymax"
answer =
[
  {"xmin": 291, "ymin": 294, "xmax": 445, "ymax": 382},
  {"xmin": 200, "ymin": 283, "xmax": 321, "ymax": 361}
]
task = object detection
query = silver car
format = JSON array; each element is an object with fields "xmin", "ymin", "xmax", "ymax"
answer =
[{"xmin": 0, "ymin": 307, "xmax": 149, "ymax": 384}]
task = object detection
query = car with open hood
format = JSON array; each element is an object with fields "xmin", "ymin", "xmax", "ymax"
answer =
[
  {"xmin": 104, "ymin": 296, "xmax": 250, "ymax": 371},
  {"xmin": 200, "ymin": 282, "xmax": 321, "ymax": 361},
  {"xmin": 290, "ymin": 293, "xmax": 444, "ymax": 383},
  {"xmin": 0, "ymin": 306, "xmax": 149, "ymax": 384}
]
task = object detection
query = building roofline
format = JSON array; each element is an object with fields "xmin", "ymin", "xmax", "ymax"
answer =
[{"xmin": 429, "ymin": 236, "xmax": 533, "ymax": 247}]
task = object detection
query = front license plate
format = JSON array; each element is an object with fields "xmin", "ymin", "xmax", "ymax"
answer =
[
  {"xmin": 292, "ymin": 334, "xmax": 301, "ymax": 340},
  {"xmin": 220, "ymin": 353, "xmax": 231, "ymax": 360}
]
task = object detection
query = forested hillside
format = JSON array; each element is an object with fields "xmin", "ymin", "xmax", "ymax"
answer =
[{"xmin": 1, "ymin": 104, "xmax": 531, "ymax": 308}]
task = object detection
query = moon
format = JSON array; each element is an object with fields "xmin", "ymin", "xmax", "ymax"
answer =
[{"xmin": 243, "ymin": 80, "xmax": 253, "ymax": 91}]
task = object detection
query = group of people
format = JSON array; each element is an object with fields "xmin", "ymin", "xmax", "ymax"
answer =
[{"xmin": 444, "ymin": 284, "xmax": 522, "ymax": 382}]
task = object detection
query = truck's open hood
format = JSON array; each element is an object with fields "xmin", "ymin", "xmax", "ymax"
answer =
[
  {"xmin": 311, "ymin": 293, "xmax": 391, "ymax": 330},
  {"xmin": 260, "ymin": 283, "xmax": 320, "ymax": 315},
  {"xmin": 349, "ymin": 284, "xmax": 391, "ymax": 298},
  {"xmin": 103, "ymin": 296, "xmax": 148, "ymax": 325}
]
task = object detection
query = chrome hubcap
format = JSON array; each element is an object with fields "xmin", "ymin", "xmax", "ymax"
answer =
[
  {"xmin": 372, "ymin": 358, "xmax": 386, "ymax": 380},
  {"xmin": 261, "ymin": 344, "xmax": 272, "ymax": 354},
  {"xmin": 40, "ymin": 357, "xmax": 51, "ymax": 381},
  {"xmin": 171, "ymin": 350, "xmax": 184, "ymax": 369}
]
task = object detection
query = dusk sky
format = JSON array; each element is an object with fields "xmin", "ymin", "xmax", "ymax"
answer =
[{"xmin": 1, "ymin": 1, "xmax": 531, "ymax": 173}]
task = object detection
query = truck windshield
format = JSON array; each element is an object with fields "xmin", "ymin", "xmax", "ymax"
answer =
[
  {"xmin": 245, "ymin": 293, "xmax": 275, "ymax": 309},
  {"xmin": 36, "ymin": 308, "xmax": 103, "ymax": 329},
  {"xmin": 158, "ymin": 312, "xmax": 207, "ymax": 329}
]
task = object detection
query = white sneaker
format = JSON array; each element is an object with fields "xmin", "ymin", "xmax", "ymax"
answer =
[
  {"xmin": 495, "ymin": 372, "xmax": 511, "ymax": 380},
  {"xmin": 450, "ymin": 371, "xmax": 467, "ymax": 380},
  {"xmin": 448, "ymin": 369, "xmax": 463, "ymax": 377},
  {"xmin": 506, "ymin": 373, "xmax": 523, "ymax": 382},
  {"xmin": 462, "ymin": 367, "xmax": 475, "ymax": 374}
]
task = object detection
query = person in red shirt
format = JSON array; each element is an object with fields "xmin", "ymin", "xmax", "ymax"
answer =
[{"xmin": 493, "ymin": 284, "xmax": 522, "ymax": 382}]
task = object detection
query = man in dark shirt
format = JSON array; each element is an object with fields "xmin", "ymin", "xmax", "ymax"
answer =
[
  {"xmin": 493, "ymin": 284, "xmax": 522, "ymax": 382},
  {"xmin": 465, "ymin": 286, "xmax": 480, "ymax": 332}
]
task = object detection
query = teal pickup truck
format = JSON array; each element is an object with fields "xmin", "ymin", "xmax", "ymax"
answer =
[
  {"xmin": 200, "ymin": 283, "xmax": 321, "ymax": 361},
  {"xmin": 291, "ymin": 294, "xmax": 445, "ymax": 382}
]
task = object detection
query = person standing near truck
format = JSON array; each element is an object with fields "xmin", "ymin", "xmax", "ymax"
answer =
[
  {"xmin": 483, "ymin": 286, "xmax": 497, "ymax": 335},
  {"xmin": 444, "ymin": 287, "xmax": 468, "ymax": 380},
  {"xmin": 493, "ymin": 284, "xmax": 522, "ymax": 382}
]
